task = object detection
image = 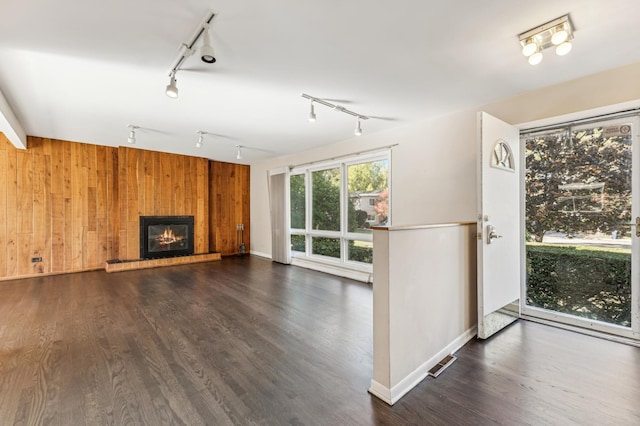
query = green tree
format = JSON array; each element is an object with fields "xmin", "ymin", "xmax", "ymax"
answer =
[
  {"xmin": 290, "ymin": 174, "xmax": 305, "ymax": 229},
  {"xmin": 348, "ymin": 161, "xmax": 388, "ymax": 193},
  {"xmin": 526, "ymin": 126, "xmax": 631, "ymax": 242},
  {"xmin": 312, "ymin": 168, "xmax": 342, "ymax": 231}
]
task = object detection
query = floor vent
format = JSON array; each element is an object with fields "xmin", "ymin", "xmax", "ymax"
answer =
[{"xmin": 428, "ymin": 354, "xmax": 457, "ymax": 378}]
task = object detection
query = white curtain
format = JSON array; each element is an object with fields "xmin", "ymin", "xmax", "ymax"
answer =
[{"xmin": 268, "ymin": 169, "xmax": 290, "ymax": 264}]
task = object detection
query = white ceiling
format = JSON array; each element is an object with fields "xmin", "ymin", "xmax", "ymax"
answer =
[{"xmin": 1, "ymin": 0, "xmax": 640, "ymax": 164}]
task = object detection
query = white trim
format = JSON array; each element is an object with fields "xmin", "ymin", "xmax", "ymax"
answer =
[
  {"xmin": 0, "ymin": 88, "xmax": 27, "ymax": 149},
  {"xmin": 521, "ymin": 305, "xmax": 638, "ymax": 340},
  {"xmin": 267, "ymin": 166, "xmax": 288, "ymax": 177},
  {"xmin": 289, "ymin": 147, "xmax": 394, "ymax": 174},
  {"xmin": 517, "ymin": 99, "xmax": 640, "ymax": 130},
  {"xmin": 367, "ymin": 380, "xmax": 393, "ymax": 405},
  {"xmin": 249, "ymin": 250, "xmax": 272, "ymax": 259},
  {"xmin": 291, "ymin": 257, "xmax": 372, "ymax": 283},
  {"xmin": 369, "ymin": 326, "xmax": 477, "ymax": 405},
  {"xmin": 522, "ymin": 316, "xmax": 640, "ymax": 347}
]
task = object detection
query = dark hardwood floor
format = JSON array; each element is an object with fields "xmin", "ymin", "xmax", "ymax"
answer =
[{"xmin": 0, "ymin": 256, "xmax": 638, "ymax": 425}]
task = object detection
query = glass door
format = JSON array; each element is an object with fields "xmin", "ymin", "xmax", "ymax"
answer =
[{"xmin": 523, "ymin": 115, "xmax": 639, "ymax": 340}]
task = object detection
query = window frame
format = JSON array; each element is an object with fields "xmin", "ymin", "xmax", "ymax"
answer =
[{"xmin": 288, "ymin": 151, "xmax": 391, "ymax": 271}]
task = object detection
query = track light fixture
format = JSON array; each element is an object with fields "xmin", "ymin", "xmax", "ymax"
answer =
[
  {"xmin": 301, "ymin": 93, "xmax": 370, "ymax": 136},
  {"xmin": 236, "ymin": 145, "xmax": 242, "ymax": 160},
  {"xmin": 165, "ymin": 12, "xmax": 217, "ymax": 98},
  {"xmin": 355, "ymin": 116, "xmax": 362, "ymax": 136},
  {"xmin": 200, "ymin": 24, "xmax": 216, "ymax": 63},
  {"xmin": 196, "ymin": 131, "xmax": 205, "ymax": 148},
  {"xmin": 165, "ymin": 72, "xmax": 179, "ymax": 99},
  {"xmin": 308, "ymin": 101, "xmax": 316, "ymax": 122},
  {"xmin": 127, "ymin": 125, "xmax": 139, "ymax": 144},
  {"xmin": 518, "ymin": 15, "xmax": 574, "ymax": 65}
]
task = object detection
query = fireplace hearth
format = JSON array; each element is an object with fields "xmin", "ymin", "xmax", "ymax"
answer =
[{"xmin": 140, "ymin": 216, "xmax": 194, "ymax": 259}]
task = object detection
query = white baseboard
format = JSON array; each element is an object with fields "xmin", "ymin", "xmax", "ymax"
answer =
[
  {"xmin": 369, "ymin": 326, "xmax": 477, "ymax": 405},
  {"xmin": 249, "ymin": 250, "xmax": 272, "ymax": 259},
  {"xmin": 291, "ymin": 257, "xmax": 373, "ymax": 283},
  {"xmin": 368, "ymin": 380, "xmax": 393, "ymax": 405}
]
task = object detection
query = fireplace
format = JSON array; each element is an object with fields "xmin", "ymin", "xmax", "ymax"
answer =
[{"xmin": 140, "ymin": 216, "xmax": 194, "ymax": 259}]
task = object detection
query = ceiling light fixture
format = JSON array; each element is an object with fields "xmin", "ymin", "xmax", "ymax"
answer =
[
  {"xmin": 518, "ymin": 14, "xmax": 574, "ymax": 65},
  {"xmin": 165, "ymin": 72, "xmax": 179, "ymax": 98},
  {"xmin": 196, "ymin": 131, "xmax": 205, "ymax": 148},
  {"xmin": 355, "ymin": 116, "xmax": 362, "ymax": 136},
  {"xmin": 301, "ymin": 93, "xmax": 370, "ymax": 135},
  {"xmin": 165, "ymin": 12, "xmax": 217, "ymax": 98},
  {"xmin": 127, "ymin": 125, "xmax": 139, "ymax": 144},
  {"xmin": 199, "ymin": 24, "xmax": 216, "ymax": 63},
  {"xmin": 236, "ymin": 145, "xmax": 242, "ymax": 160},
  {"xmin": 308, "ymin": 101, "xmax": 316, "ymax": 122}
]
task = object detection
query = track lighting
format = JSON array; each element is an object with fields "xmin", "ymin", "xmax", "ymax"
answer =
[
  {"xmin": 127, "ymin": 125, "xmax": 139, "ymax": 144},
  {"xmin": 518, "ymin": 15, "xmax": 574, "ymax": 66},
  {"xmin": 236, "ymin": 145, "xmax": 242, "ymax": 160},
  {"xmin": 200, "ymin": 24, "xmax": 216, "ymax": 63},
  {"xmin": 308, "ymin": 101, "xmax": 316, "ymax": 122},
  {"xmin": 196, "ymin": 131, "xmax": 204, "ymax": 148},
  {"xmin": 301, "ymin": 93, "xmax": 370, "ymax": 136},
  {"xmin": 165, "ymin": 12, "xmax": 217, "ymax": 97},
  {"xmin": 165, "ymin": 72, "xmax": 179, "ymax": 99}
]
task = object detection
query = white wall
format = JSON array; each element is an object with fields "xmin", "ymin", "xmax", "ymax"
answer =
[
  {"xmin": 369, "ymin": 223, "xmax": 476, "ymax": 405},
  {"xmin": 250, "ymin": 61, "xmax": 640, "ymax": 258}
]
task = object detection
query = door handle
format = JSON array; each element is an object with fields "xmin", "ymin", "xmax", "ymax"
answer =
[{"xmin": 486, "ymin": 225, "xmax": 503, "ymax": 244}]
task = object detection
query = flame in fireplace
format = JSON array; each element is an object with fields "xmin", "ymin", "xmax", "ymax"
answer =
[{"xmin": 156, "ymin": 227, "xmax": 184, "ymax": 246}]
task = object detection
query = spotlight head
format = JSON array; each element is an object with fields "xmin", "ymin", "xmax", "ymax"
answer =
[
  {"xmin": 528, "ymin": 51, "xmax": 543, "ymax": 65},
  {"xmin": 355, "ymin": 117, "xmax": 362, "ymax": 136},
  {"xmin": 200, "ymin": 46, "xmax": 216, "ymax": 63},
  {"xmin": 521, "ymin": 39, "xmax": 538, "ymax": 57},
  {"xmin": 127, "ymin": 125, "xmax": 138, "ymax": 144},
  {"xmin": 200, "ymin": 24, "xmax": 217, "ymax": 63},
  {"xmin": 555, "ymin": 41, "xmax": 572, "ymax": 56},
  {"xmin": 165, "ymin": 73, "xmax": 178, "ymax": 99},
  {"xmin": 551, "ymin": 28, "xmax": 569, "ymax": 46},
  {"xmin": 308, "ymin": 102, "xmax": 316, "ymax": 122},
  {"xmin": 236, "ymin": 145, "xmax": 242, "ymax": 160}
]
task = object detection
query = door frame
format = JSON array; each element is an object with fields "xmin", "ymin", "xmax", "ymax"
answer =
[{"xmin": 518, "ymin": 105, "xmax": 640, "ymax": 342}]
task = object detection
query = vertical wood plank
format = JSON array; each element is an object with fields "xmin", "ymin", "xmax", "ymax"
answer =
[
  {"xmin": 63, "ymin": 142, "xmax": 73, "ymax": 271},
  {"xmin": 6, "ymin": 140, "xmax": 17, "ymax": 277},
  {"xmin": 71, "ymin": 143, "xmax": 83, "ymax": 270},
  {"xmin": 31, "ymin": 137, "xmax": 47, "ymax": 274},
  {"xmin": 50, "ymin": 139, "xmax": 65, "ymax": 272},
  {"xmin": 107, "ymin": 147, "xmax": 119, "ymax": 261},
  {"xmin": 0, "ymin": 135, "xmax": 8, "ymax": 276},
  {"xmin": 16, "ymin": 150, "xmax": 33, "ymax": 275}
]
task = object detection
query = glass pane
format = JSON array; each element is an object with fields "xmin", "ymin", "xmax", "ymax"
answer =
[
  {"xmin": 291, "ymin": 234, "xmax": 305, "ymax": 253},
  {"xmin": 290, "ymin": 174, "xmax": 306, "ymax": 229},
  {"xmin": 347, "ymin": 160, "xmax": 389, "ymax": 234},
  {"xmin": 312, "ymin": 168, "xmax": 341, "ymax": 231},
  {"xmin": 348, "ymin": 240, "xmax": 373, "ymax": 264},
  {"xmin": 312, "ymin": 237, "xmax": 341, "ymax": 258},
  {"xmin": 525, "ymin": 122, "xmax": 632, "ymax": 327}
]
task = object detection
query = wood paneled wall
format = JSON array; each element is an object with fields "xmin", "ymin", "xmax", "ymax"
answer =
[
  {"xmin": 0, "ymin": 134, "xmax": 249, "ymax": 280},
  {"xmin": 209, "ymin": 161, "xmax": 250, "ymax": 255},
  {"xmin": 118, "ymin": 147, "xmax": 209, "ymax": 260},
  {"xmin": 0, "ymin": 135, "xmax": 118, "ymax": 279}
]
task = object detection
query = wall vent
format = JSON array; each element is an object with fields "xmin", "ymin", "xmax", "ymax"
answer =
[{"xmin": 428, "ymin": 354, "xmax": 457, "ymax": 378}]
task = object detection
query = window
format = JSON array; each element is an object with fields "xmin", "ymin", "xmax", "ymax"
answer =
[
  {"xmin": 290, "ymin": 174, "xmax": 306, "ymax": 230},
  {"xmin": 289, "ymin": 153, "xmax": 389, "ymax": 268}
]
